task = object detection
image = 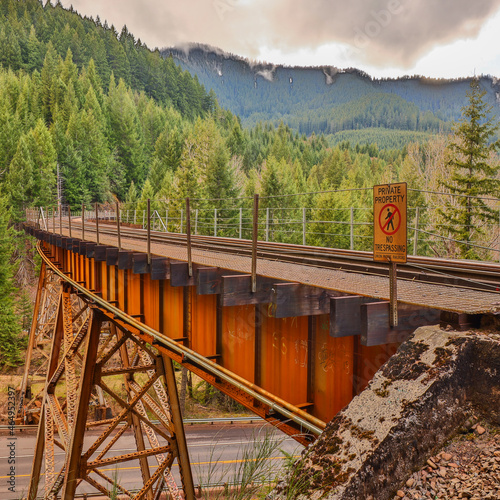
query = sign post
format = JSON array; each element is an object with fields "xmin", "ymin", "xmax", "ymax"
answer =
[{"xmin": 373, "ymin": 182, "xmax": 407, "ymax": 327}]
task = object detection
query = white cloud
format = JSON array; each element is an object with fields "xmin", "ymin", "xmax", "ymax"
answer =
[{"xmin": 58, "ymin": 0, "xmax": 500, "ymax": 78}]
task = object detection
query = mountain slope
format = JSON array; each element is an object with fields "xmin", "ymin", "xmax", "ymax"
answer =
[{"xmin": 163, "ymin": 44, "xmax": 500, "ymax": 141}]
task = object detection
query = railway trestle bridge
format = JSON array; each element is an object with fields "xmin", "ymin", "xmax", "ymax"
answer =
[{"xmin": 19, "ymin": 208, "xmax": 500, "ymax": 499}]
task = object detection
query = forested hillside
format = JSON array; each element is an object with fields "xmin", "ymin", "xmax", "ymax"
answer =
[{"xmin": 165, "ymin": 44, "xmax": 500, "ymax": 147}]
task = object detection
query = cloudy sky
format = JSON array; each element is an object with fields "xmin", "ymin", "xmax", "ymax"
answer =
[{"xmin": 59, "ymin": 0, "xmax": 500, "ymax": 79}]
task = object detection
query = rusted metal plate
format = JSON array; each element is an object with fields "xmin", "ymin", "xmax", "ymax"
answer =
[
  {"xmin": 221, "ymin": 304, "xmax": 255, "ymax": 383},
  {"xmin": 160, "ymin": 280, "xmax": 184, "ymax": 341},
  {"xmin": 313, "ymin": 314, "xmax": 354, "ymax": 422},
  {"xmin": 127, "ymin": 271, "xmax": 142, "ymax": 319},
  {"xmin": 142, "ymin": 273, "xmax": 160, "ymax": 331},
  {"xmin": 258, "ymin": 306, "xmax": 309, "ymax": 407},
  {"xmin": 190, "ymin": 290, "xmax": 217, "ymax": 358}
]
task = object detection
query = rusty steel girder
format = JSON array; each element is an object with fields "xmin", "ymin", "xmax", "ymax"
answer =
[{"xmin": 25, "ymin": 260, "xmax": 194, "ymax": 500}]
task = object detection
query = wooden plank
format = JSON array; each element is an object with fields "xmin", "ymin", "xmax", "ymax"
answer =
[
  {"xmin": 151, "ymin": 256, "xmax": 170, "ymax": 281},
  {"xmin": 330, "ymin": 295, "xmax": 377, "ymax": 337},
  {"xmin": 118, "ymin": 251, "xmax": 134, "ymax": 270},
  {"xmin": 170, "ymin": 261, "xmax": 196, "ymax": 287},
  {"xmin": 221, "ymin": 275, "xmax": 278, "ymax": 306},
  {"xmin": 132, "ymin": 253, "xmax": 149, "ymax": 274},
  {"xmin": 106, "ymin": 247, "xmax": 119, "ymax": 266},
  {"xmin": 440, "ymin": 311, "xmax": 481, "ymax": 331},
  {"xmin": 78, "ymin": 241, "xmax": 87, "ymax": 255},
  {"xmin": 361, "ymin": 302, "xmax": 441, "ymax": 346},
  {"xmin": 94, "ymin": 245, "xmax": 108, "ymax": 262},
  {"xmin": 85, "ymin": 242, "xmax": 97, "ymax": 259},
  {"xmin": 271, "ymin": 283, "xmax": 341, "ymax": 318},
  {"xmin": 197, "ymin": 267, "xmax": 222, "ymax": 295}
]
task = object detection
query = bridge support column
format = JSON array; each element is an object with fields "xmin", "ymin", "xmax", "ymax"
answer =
[{"xmin": 25, "ymin": 257, "xmax": 195, "ymax": 500}]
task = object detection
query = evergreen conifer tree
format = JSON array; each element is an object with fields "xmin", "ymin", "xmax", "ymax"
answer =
[
  {"xmin": 0, "ymin": 195, "xmax": 22, "ymax": 366},
  {"xmin": 438, "ymin": 78, "xmax": 500, "ymax": 259}
]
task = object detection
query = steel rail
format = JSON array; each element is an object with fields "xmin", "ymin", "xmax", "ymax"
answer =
[
  {"xmin": 52, "ymin": 219, "xmax": 500, "ymax": 292},
  {"xmin": 36, "ymin": 242, "xmax": 326, "ymax": 436}
]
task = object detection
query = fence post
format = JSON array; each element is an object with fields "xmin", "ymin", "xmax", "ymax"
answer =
[
  {"xmin": 252, "ymin": 194, "xmax": 259, "ymax": 293},
  {"xmin": 147, "ymin": 200, "xmax": 151, "ymax": 265},
  {"xmin": 195, "ymin": 209, "xmax": 199, "ymax": 235},
  {"xmin": 180, "ymin": 209, "xmax": 184, "ymax": 234},
  {"xmin": 116, "ymin": 201, "xmax": 121, "ymax": 251},
  {"xmin": 95, "ymin": 202, "xmax": 99, "ymax": 245},
  {"xmin": 166, "ymin": 209, "xmax": 169, "ymax": 232},
  {"xmin": 142, "ymin": 210, "xmax": 145, "ymax": 229},
  {"xmin": 495, "ymin": 209, "xmax": 500, "ymax": 262},
  {"xmin": 413, "ymin": 207, "xmax": 420, "ymax": 256},
  {"xmin": 303, "ymin": 207, "xmax": 307, "ymax": 246},
  {"xmin": 68, "ymin": 206, "xmax": 72, "ymax": 238},
  {"xmin": 266, "ymin": 208, "xmax": 269, "ymax": 242},
  {"xmin": 239, "ymin": 207, "xmax": 243, "ymax": 239},
  {"xmin": 186, "ymin": 198, "xmax": 193, "ymax": 277},
  {"xmin": 350, "ymin": 207, "xmax": 354, "ymax": 251},
  {"xmin": 134, "ymin": 210, "xmax": 137, "ymax": 225},
  {"xmin": 82, "ymin": 203, "xmax": 85, "ymax": 241},
  {"xmin": 214, "ymin": 208, "xmax": 217, "ymax": 237}
]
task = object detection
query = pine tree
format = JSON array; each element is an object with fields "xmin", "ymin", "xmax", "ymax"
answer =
[
  {"xmin": 0, "ymin": 194, "xmax": 23, "ymax": 367},
  {"xmin": 438, "ymin": 78, "xmax": 500, "ymax": 259},
  {"xmin": 6, "ymin": 134, "xmax": 35, "ymax": 221}
]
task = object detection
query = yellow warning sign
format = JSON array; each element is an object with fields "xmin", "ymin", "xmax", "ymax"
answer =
[{"xmin": 373, "ymin": 182, "xmax": 407, "ymax": 263}]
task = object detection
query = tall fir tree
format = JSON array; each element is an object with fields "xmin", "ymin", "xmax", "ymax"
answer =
[
  {"xmin": 438, "ymin": 78, "xmax": 500, "ymax": 259},
  {"xmin": 0, "ymin": 194, "xmax": 23, "ymax": 366}
]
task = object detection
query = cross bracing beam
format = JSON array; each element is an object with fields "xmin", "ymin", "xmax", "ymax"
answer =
[{"xmin": 24, "ymin": 245, "xmax": 195, "ymax": 500}]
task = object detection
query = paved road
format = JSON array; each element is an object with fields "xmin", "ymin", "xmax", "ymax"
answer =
[{"xmin": 0, "ymin": 423, "xmax": 304, "ymax": 499}]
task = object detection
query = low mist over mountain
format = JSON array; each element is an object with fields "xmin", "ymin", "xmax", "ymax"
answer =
[{"xmin": 164, "ymin": 44, "xmax": 500, "ymax": 147}]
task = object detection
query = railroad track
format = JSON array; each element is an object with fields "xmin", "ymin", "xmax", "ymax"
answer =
[{"xmin": 46, "ymin": 219, "xmax": 500, "ymax": 294}]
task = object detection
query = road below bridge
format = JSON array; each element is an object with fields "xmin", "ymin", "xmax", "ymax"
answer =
[{"xmin": 0, "ymin": 423, "xmax": 303, "ymax": 499}]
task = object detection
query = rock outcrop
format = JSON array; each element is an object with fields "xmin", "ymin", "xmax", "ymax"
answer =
[{"xmin": 270, "ymin": 326, "xmax": 500, "ymax": 500}]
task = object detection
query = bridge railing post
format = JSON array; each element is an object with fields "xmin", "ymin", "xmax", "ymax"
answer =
[
  {"xmin": 413, "ymin": 207, "xmax": 420, "ymax": 256},
  {"xmin": 68, "ymin": 206, "xmax": 72, "ymax": 238},
  {"xmin": 350, "ymin": 207, "xmax": 354, "ymax": 250},
  {"xmin": 147, "ymin": 199, "xmax": 151, "ymax": 265},
  {"xmin": 116, "ymin": 201, "xmax": 121, "ymax": 251},
  {"xmin": 252, "ymin": 194, "xmax": 259, "ymax": 293},
  {"xmin": 186, "ymin": 198, "xmax": 192, "ymax": 277},
  {"xmin": 95, "ymin": 202, "xmax": 99, "ymax": 245},
  {"xmin": 239, "ymin": 207, "xmax": 243, "ymax": 239},
  {"xmin": 81, "ymin": 203, "xmax": 85, "ymax": 241},
  {"xmin": 265, "ymin": 207, "xmax": 269, "ymax": 242}
]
